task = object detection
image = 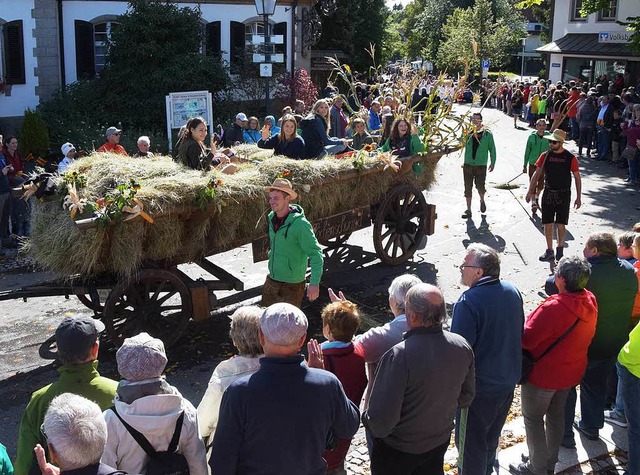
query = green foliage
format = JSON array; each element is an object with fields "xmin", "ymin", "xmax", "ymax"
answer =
[
  {"xmin": 436, "ymin": 0, "xmax": 526, "ymax": 75},
  {"xmin": 19, "ymin": 109, "xmax": 50, "ymax": 158},
  {"xmin": 315, "ymin": 0, "xmax": 389, "ymax": 72},
  {"xmin": 39, "ymin": 1, "xmax": 229, "ymax": 154}
]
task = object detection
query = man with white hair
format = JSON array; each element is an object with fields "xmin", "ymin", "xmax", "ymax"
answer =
[
  {"xmin": 210, "ymin": 303, "xmax": 360, "ymax": 475},
  {"xmin": 35, "ymin": 393, "xmax": 115, "ymax": 475},
  {"xmin": 133, "ymin": 136, "xmax": 153, "ymax": 158},
  {"xmin": 364, "ymin": 284, "xmax": 475, "ymax": 474}
]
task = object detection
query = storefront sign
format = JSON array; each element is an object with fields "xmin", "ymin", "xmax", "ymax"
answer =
[
  {"xmin": 598, "ymin": 31, "xmax": 632, "ymax": 44},
  {"xmin": 552, "ymin": 63, "xmax": 561, "ymax": 67}
]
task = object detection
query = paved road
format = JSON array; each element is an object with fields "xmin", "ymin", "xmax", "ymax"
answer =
[{"xmin": 0, "ymin": 104, "xmax": 636, "ymax": 470}]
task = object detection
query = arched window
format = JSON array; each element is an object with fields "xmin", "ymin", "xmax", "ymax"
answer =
[{"xmin": 74, "ymin": 17, "xmax": 120, "ymax": 79}]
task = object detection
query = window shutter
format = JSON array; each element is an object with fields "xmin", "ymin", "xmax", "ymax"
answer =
[
  {"xmin": 3, "ymin": 20, "xmax": 25, "ymax": 85},
  {"xmin": 230, "ymin": 21, "xmax": 245, "ymax": 73},
  {"xmin": 206, "ymin": 21, "xmax": 221, "ymax": 57},
  {"xmin": 75, "ymin": 20, "xmax": 95, "ymax": 79},
  {"xmin": 274, "ymin": 22, "xmax": 287, "ymax": 70}
]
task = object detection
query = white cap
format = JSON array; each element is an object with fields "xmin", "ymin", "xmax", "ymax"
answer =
[
  {"xmin": 236, "ymin": 113, "xmax": 248, "ymax": 122},
  {"xmin": 61, "ymin": 142, "xmax": 76, "ymax": 156}
]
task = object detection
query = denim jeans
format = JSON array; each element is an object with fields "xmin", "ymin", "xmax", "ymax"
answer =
[
  {"xmin": 570, "ymin": 117, "xmax": 579, "ymax": 140},
  {"xmin": 456, "ymin": 390, "xmax": 514, "ymax": 475},
  {"xmin": 317, "ymin": 142, "xmax": 346, "ymax": 159},
  {"xmin": 597, "ymin": 126, "xmax": 611, "ymax": 160},
  {"xmin": 522, "ymin": 383, "xmax": 569, "ymax": 474},
  {"xmin": 629, "ymin": 155, "xmax": 640, "ymax": 184},
  {"xmin": 620, "ymin": 363, "xmax": 640, "ymax": 475},
  {"xmin": 564, "ymin": 357, "xmax": 616, "ymax": 440}
]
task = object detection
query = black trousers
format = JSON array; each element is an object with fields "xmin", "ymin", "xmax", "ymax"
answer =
[{"xmin": 370, "ymin": 438, "xmax": 449, "ymax": 475}]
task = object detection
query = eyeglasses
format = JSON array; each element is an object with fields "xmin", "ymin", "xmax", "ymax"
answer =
[
  {"xmin": 40, "ymin": 423, "xmax": 48, "ymax": 442},
  {"xmin": 460, "ymin": 264, "xmax": 481, "ymax": 270}
]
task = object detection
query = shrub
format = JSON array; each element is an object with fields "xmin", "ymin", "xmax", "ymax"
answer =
[
  {"xmin": 19, "ymin": 109, "xmax": 50, "ymax": 158},
  {"xmin": 275, "ymin": 69, "xmax": 319, "ymax": 112}
]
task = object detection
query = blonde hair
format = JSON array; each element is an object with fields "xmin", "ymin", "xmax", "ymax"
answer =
[
  {"xmin": 278, "ymin": 114, "xmax": 298, "ymax": 143},
  {"xmin": 312, "ymin": 99, "xmax": 330, "ymax": 133}
]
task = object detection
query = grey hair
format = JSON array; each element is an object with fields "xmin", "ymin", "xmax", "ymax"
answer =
[
  {"xmin": 466, "ymin": 243, "xmax": 500, "ymax": 278},
  {"xmin": 405, "ymin": 283, "xmax": 447, "ymax": 327},
  {"xmin": 229, "ymin": 306, "xmax": 263, "ymax": 357},
  {"xmin": 43, "ymin": 393, "xmax": 107, "ymax": 470},
  {"xmin": 137, "ymin": 135, "xmax": 150, "ymax": 146},
  {"xmin": 556, "ymin": 255, "xmax": 591, "ymax": 292},
  {"xmin": 388, "ymin": 274, "xmax": 422, "ymax": 310}
]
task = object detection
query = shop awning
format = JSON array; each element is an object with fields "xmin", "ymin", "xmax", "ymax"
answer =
[{"xmin": 536, "ymin": 33, "xmax": 640, "ymax": 57}]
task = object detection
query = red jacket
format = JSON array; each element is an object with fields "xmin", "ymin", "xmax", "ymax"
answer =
[
  {"xmin": 566, "ymin": 90, "xmax": 581, "ymax": 118},
  {"xmin": 523, "ymin": 290, "xmax": 597, "ymax": 389},
  {"xmin": 1, "ymin": 146, "xmax": 25, "ymax": 180},
  {"xmin": 321, "ymin": 342, "xmax": 367, "ymax": 470},
  {"xmin": 98, "ymin": 142, "xmax": 128, "ymax": 155}
]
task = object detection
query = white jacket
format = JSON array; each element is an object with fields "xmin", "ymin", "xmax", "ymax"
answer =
[
  {"xmin": 196, "ymin": 355, "xmax": 262, "ymax": 440},
  {"xmin": 102, "ymin": 385, "xmax": 207, "ymax": 475}
]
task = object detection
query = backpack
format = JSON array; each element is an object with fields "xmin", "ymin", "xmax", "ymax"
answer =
[{"xmin": 110, "ymin": 407, "xmax": 190, "ymax": 475}]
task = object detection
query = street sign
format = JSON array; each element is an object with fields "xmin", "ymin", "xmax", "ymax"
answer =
[
  {"xmin": 253, "ymin": 54, "xmax": 266, "ymax": 62},
  {"xmin": 252, "ymin": 34, "xmax": 284, "ymax": 45},
  {"xmin": 260, "ymin": 63, "xmax": 272, "ymax": 77},
  {"xmin": 253, "ymin": 53, "xmax": 284, "ymax": 63},
  {"xmin": 482, "ymin": 59, "xmax": 490, "ymax": 68}
]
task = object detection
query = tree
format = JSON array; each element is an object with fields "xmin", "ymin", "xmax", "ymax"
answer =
[
  {"xmin": 39, "ymin": 1, "xmax": 229, "ymax": 152},
  {"xmin": 314, "ymin": 0, "xmax": 389, "ymax": 72},
  {"xmin": 436, "ymin": 0, "xmax": 526, "ymax": 74}
]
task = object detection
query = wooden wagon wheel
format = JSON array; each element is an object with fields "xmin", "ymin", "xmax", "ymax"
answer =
[
  {"xmin": 318, "ymin": 233, "xmax": 352, "ymax": 248},
  {"xmin": 373, "ymin": 183, "xmax": 428, "ymax": 265},
  {"xmin": 75, "ymin": 285, "xmax": 107, "ymax": 313},
  {"xmin": 103, "ymin": 269, "xmax": 192, "ymax": 347}
]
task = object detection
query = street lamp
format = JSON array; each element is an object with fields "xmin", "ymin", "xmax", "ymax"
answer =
[
  {"xmin": 520, "ymin": 37, "xmax": 527, "ymax": 81},
  {"xmin": 254, "ymin": 0, "xmax": 277, "ymax": 115}
]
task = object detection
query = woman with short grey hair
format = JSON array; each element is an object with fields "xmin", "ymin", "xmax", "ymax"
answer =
[{"xmin": 197, "ymin": 305, "xmax": 264, "ymax": 445}]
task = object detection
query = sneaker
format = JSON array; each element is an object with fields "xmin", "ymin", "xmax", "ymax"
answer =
[
  {"xmin": 480, "ymin": 200, "xmax": 487, "ymax": 213},
  {"xmin": 462, "ymin": 209, "xmax": 472, "ymax": 219},
  {"xmin": 555, "ymin": 247, "xmax": 564, "ymax": 261},
  {"xmin": 573, "ymin": 422, "xmax": 599, "ymax": 441},
  {"xmin": 539, "ymin": 249, "xmax": 554, "ymax": 262},
  {"xmin": 604, "ymin": 410, "xmax": 628, "ymax": 428}
]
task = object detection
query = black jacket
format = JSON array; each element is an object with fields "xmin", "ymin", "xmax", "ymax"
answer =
[{"xmin": 224, "ymin": 123, "xmax": 244, "ymax": 146}]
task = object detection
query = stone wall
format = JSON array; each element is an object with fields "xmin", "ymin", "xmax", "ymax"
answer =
[{"xmin": 32, "ymin": 0, "xmax": 61, "ymax": 102}]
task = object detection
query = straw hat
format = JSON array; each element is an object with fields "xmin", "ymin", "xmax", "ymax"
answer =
[
  {"xmin": 544, "ymin": 129, "xmax": 567, "ymax": 143},
  {"xmin": 264, "ymin": 178, "xmax": 297, "ymax": 200}
]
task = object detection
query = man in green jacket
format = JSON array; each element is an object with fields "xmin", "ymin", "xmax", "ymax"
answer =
[
  {"xmin": 462, "ymin": 113, "xmax": 496, "ymax": 219},
  {"xmin": 262, "ymin": 178, "xmax": 324, "ymax": 308},
  {"xmin": 523, "ymin": 119, "xmax": 550, "ymax": 214},
  {"xmin": 14, "ymin": 316, "xmax": 117, "ymax": 475}
]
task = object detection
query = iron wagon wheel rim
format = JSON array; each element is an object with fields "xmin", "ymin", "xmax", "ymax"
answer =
[
  {"xmin": 103, "ymin": 269, "xmax": 192, "ymax": 347},
  {"xmin": 373, "ymin": 183, "xmax": 428, "ymax": 265},
  {"xmin": 318, "ymin": 233, "xmax": 352, "ymax": 248}
]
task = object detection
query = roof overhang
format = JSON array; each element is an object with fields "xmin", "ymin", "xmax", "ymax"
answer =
[{"xmin": 536, "ymin": 33, "xmax": 640, "ymax": 58}]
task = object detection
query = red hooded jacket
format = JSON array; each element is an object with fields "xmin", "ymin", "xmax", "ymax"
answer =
[{"xmin": 523, "ymin": 289, "xmax": 598, "ymax": 389}]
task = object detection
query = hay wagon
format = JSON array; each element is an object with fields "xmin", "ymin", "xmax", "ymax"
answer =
[{"xmin": 1, "ymin": 148, "xmax": 450, "ymax": 348}]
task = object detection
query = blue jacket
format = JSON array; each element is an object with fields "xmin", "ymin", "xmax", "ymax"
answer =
[
  {"xmin": 369, "ymin": 109, "xmax": 381, "ymax": 132},
  {"xmin": 243, "ymin": 129, "xmax": 261, "ymax": 144},
  {"xmin": 451, "ymin": 277, "xmax": 524, "ymax": 394},
  {"xmin": 265, "ymin": 115, "xmax": 280, "ymax": 136},
  {"xmin": 299, "ymin": 113, "xmax": 343, "ymax": 159},
  {"xmin": 0, "ymin": 155, "xmax": 9, "ymax": 194},
  {"xmin": 258, "ymin": 135, "xmax": 306, "ymax": 160},
  {"xmin": 210, "ymin": 356, "xmax": 360, "ymax": 475}
]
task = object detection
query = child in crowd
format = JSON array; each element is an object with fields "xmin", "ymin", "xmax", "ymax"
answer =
[
  {"xmin": 307, "ymin": 294, "xmax": 367, "ymax": 475},
  {"xmin": 618, "ymin": 231, "xmax": 638, "ymax": 264},
  {"xmin": 538, "ymin": 95, "xmax": 548, "ymax": 123},
  {"xmin": 351, "ymin": 117, "xmax": 375, "ymax": 151}
]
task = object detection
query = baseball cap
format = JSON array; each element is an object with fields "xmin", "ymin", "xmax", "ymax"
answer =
[
  {"xmin": 61, "ymin": 142, "xmax": 75, "ymax": 156},
  {"xmin": 116, "ymin": 332, "xmax": 168, "ymax": 381},
  {"xmin": 236, "ymin": 113, "xmax": 248, "ymax": 122},
  {"xmin": 55, "ymin": 316, "xmax": 105, "ymax": 361},
  {"xmin": 260, "ymin": 303, "xmax": 308, "ymax": 346},
  {"xmin": 105, "ymin": 126, "xmax": 122, "ymax": 139}
]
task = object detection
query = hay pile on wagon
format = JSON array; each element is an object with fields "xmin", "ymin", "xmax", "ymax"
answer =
[{"xmin": 26, "ymin": 146, "xmax": 444, "ymax": 278}]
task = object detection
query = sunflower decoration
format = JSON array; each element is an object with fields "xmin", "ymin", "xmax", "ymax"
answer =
[{"xmin": 377, "ymin": 152, "xmax": 402, "ymax": 173}]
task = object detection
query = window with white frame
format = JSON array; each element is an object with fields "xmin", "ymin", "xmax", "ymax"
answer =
[
  {"xmin": 94, "ymin": 21, "xmax": 119, "ymax": 75},
  {"xmin": 598, "ymin": 0, "xmax": 617, "ymax": 21},
  {"xmin": 570, "ymin": 0, "xmax": 586, "ymax": 21}
]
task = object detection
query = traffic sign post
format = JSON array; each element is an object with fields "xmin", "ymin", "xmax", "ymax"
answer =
[{"xmin": 481, "ymin": 59, "xmax": 490, "ymax": 79}]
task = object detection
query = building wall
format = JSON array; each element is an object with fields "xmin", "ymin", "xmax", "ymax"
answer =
[
  {"xmin": 553, "ymin": 0, "xmax": 629, "ymax": 40},
  {"xmin": 0, "ymin": 0, "xmax": 39, "ymax": 131},
  {"xmin": 33, "ymin": 0, "xmax": 61, "ymax": 101},
  {"xmin": 62, "ymin": 1, "xmax": 292, "ymax": 84}
]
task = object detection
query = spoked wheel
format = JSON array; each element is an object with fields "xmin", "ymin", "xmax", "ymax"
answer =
[
  {"xmin": 75, "ymin": 285, "xmax": 107, "ymax": 314},
  {"xmin": 103, "ymin": 269, "xmax": 192, "ymax": 347},
  {"xmin": 373, "ymin": 183, "xmax": 428, "ymax": 265},
  {"xmin": 318, "ymin": 233, "xmax": 352, "ymax": 248}
]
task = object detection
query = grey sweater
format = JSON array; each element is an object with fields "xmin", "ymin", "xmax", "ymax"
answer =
[{"xmin": 363, "ymin": 326, "xmax": 475, "ymax": 454}]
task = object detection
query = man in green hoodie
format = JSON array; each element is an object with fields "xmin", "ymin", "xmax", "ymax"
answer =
[
  {"xmin": 462, "ymin": 113, "xmax": 496, "ymax": 219},
  {"xmin": 523, "ymin": 119, "xmax": 550, "ymax": 214},
  {"xmin": 262, "ymin": 178, "xmax": 324, "ymax": 308}
]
